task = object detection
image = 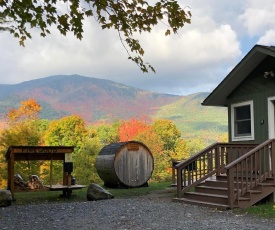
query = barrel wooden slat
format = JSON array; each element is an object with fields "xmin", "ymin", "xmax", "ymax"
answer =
[{"xmin": 95, "ymin": 141, "xmax": 154, "ymax": 187}]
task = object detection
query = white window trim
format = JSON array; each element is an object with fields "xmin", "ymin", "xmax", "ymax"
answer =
[
  {"xmin": 267, "ymin": 96, "xmax": 275, "ymax": 139},
  {"xmin": 231, "ymin": 100, "xmax": 255, "ymax": 141}
]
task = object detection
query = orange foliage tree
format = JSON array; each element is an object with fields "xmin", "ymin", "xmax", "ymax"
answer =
[
  {"xmin": 0, "ymin": 99, "xmax": 44, "ymax": 187},
  {"xmin": 134, "ymin": 127, "xmax": 166, "ymax": 181},
  {"xmin": 7, "ymin": 98, "xmax": 42, "ymax": 123}
]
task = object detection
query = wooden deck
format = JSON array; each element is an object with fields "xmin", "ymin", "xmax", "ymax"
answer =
[{"xmin": 175, "ymin": 140, "xmax": 275, "ymax": 209}]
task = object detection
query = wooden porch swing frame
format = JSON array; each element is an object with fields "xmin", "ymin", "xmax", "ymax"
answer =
[{"xmin": 5, "ymin": 146, "xmax": 85, "ymax": 200}]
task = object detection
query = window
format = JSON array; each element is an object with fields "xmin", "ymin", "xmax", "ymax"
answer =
[{"xmin": 231, "ymin": 101, "xmax": 254, "ymax": 141}]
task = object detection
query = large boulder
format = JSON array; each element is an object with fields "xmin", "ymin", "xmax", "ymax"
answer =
[
  {"xmin": 0, "ymin": 190, "xmax": 12, "ymax": 207},
  {"xmin": 87, "ymin": 183, "xmax": 114, "ymax": 201}
]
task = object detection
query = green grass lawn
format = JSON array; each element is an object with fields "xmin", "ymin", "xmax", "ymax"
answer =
[
  {"xmin": 13, "ymin": 182, "xmax": 171, "ymax": 205},
  {"xmin": 234, "ymin": 203, "xmax": 275, "ymax": 219}
]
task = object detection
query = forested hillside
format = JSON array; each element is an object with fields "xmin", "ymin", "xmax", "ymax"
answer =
[
  {"xmin": 0, "ymin": 76, "xmax": 229, "ymax": 188},
  {"xmin": 0, "ymin": 74, "xmax": 180, "ymax": 122},
  {"xmin": 153, "ymin": 93, "xmax": 228, "ymax": 142},
  {"xmin": 0, "ymin": 75, "xmax": 228, "ymax": 142}
]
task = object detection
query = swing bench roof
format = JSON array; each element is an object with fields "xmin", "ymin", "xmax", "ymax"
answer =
[{"xmin": 5, "ymin": 146, "xmax": 74, "ymax": 161}]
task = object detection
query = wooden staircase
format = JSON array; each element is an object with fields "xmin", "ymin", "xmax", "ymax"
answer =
[
  {"xmin": 174, "ymin": 175, "xmax": 275, "ymax": 209},
  {"xmin": 174, "ymin": 140, "xmax": 275, "ymax": 209}
]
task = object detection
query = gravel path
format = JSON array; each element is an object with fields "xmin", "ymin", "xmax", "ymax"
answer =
[{"xmin": 1, "ymin": 189, "xmax": 275, "ymax": 230}]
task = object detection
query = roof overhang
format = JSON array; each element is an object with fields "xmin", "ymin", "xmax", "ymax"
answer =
[
  {"xmin": 202, "ymin": 45, "xmax": 275, "ymax": 107},
  {"xmin": 5, "ymin": 146, "xmax": 74, "ymax": 161}
]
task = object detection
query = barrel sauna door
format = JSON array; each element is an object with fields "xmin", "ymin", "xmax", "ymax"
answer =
[{"xmin": 114, "ymin": 143, "xmax": 153, "ymax": 187}]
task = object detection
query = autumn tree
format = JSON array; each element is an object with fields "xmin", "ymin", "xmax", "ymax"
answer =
[
  {"xmin": 218, "ymin": 133, "xmax": 228, "ymax": 143},
  {"xmin": 44, "ymin": 114, "xmax": 87, "ymax": 149},
  {"xmin": 43, "ymin": 114, "xmax": 89, "ymax": 183},
  {"xmin": 74, "ymin": 128, "xmax": 102, "ymax": 184},
  {"xmin": 0, "ymin": 99, "xmax": 44, "ymax": 184},
  {"xmin": 152, "ymin": 119, "xmax": 187, "ymax": 159},
  {"xmin": 134, "ymin": 127, "xmax": 166, "ymax": 181},
  {"xmin": 118, "ymin": 118, "xmax": 150, "ymax": 141},
  {"xmin": 152, "ymin": 119, "xmax": 181, "ymax": 151},
  {"xmin": 95, "ymin": 121, "xmax": 120, "ymax": 145},
  {"xmin": 1, "ymin": 98, "xmax": 44, "ymax": 148},
  {"xmin": 0, "ymin": 0, "xmax": 191, "ymax": 72},
  {"xmin": 186, "ymin": 138, "xmax": 207, "ymax": 156},
  {"xmin": 7, "ymin": 98, "xmax": 42, "ymax": 123},
  {"xmin": 151, "ymin": 119, "xmax": 189, "ymax": 180}
]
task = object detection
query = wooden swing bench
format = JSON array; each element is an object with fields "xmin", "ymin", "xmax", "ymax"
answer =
[{"xmin": 6, "ymin": 146, "xmax": 85, "ymax": 199}]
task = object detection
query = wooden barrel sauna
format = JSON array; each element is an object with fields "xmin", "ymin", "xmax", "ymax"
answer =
[{"xmin": 95, "ymin": 141, "xmax": 154, "ymax": 188}]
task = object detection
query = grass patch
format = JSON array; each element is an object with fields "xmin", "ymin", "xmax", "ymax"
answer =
[
  {"xmin": 108, "ymin": 182, "xmax": 171, "ymax": 198},
  {"xmin": 234, "ymin": 202, "xmax": 275, "ymax": 219},
  {"xmin": 13, "ymin": 182, "xmax": 171, "ymax": 205},
  {"xmin": 14, "ymin": 189, "xmax": 88, "ymax": 205}
]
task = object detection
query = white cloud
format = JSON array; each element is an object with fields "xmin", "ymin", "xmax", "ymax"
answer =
[
  {"xmin": 257, "ymin": 30, "xmax": 275, "ymax": 45},
  {"xmin": 1, "ymin": 1, "xmax": 263, "ymax": 96},
  {"xmin": 124, "ymin": 7, "xmax": 242, "ymax": 94},
  {"xmin": 239, "ymin": 1, "xmax": 275, "ymax": 36}
]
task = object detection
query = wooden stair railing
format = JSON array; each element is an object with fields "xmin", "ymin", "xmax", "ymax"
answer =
[
  {"xmin": 225, "ymin": 139, "xmax": 275, "ymax": 208},
  {"xmin": 175, "ymin": 143, "xmax": 257, "ymax": 199}
]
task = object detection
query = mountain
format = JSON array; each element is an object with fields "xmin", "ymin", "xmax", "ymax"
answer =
[
  {"xmin": 0, "ymin": 74, "xmax": 228, "ymax": 141},
  {"xmin": 0, "ymin": 74, "xmax": 181, "ymax": 122},
  {"xmin": 153, "ymin": 93, "xmax": 228, "ymax": 141}
]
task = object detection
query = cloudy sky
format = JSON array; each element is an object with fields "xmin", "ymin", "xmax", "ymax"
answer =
[{"xmin": 1, "ymin": 0, "xmax": 275, "ymax": 95}]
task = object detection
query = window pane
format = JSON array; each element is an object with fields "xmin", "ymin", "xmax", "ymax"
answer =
[
  {"xmin": 235, "ymin": 105, "xmax": 250, "ymax": 120},
  {"xmin": 235, "ymin": 120, "xmax": 251, "ymax": 135}
]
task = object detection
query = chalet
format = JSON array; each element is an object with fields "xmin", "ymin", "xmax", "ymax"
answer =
[{"xmin": 175, "ymin": 45, "xmax": 275, "ymax": 209}]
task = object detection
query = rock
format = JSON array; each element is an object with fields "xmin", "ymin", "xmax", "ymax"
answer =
[
  {"xmin": 0, "ymin": 190, "xmax": 12, "ymax": 207},
  {"xmin": 87, "ymin": 183, "xmax": 114, "ymax": 201}
]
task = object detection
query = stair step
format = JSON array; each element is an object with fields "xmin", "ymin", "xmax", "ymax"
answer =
[
  {"xmin": 259, "ymin": 183, "xmax": 275, "ymax": 186},
  {"xmin": 215, "ymin": 174, "xmax": 228, "ymax": 181},
  {"xmin": 248, "ymin": 189, "xmax": 262, "ymax": 194},
  {"xmin": 195, "ymin": 185, "xmax": 229, "ymax": 195},
  {"xmin": 173, "ymin": 197, "xmax": 231, "ymax": 210},
  {"xmin": 236, "ymin": 196, "xmax": 251, "ymax": 201},
  {"xmin": 203, "ymin": 180, "xmax": 228, "ymax": 187},
  {"xmin": 203, "ymin": 180, "xmax": 249, "ymax": 188},
  {"xmin": 184, "ymin": 192, "xmax": 229, "ymax": 205},
  {"xmin": 185, "ymin": 191, "xmax": 228, "ymax": 198}
]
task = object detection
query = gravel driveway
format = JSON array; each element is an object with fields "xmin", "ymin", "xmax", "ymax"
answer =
[{"xmin": 1, "ymin": 188, "xmax": 275, "ymax": 230}]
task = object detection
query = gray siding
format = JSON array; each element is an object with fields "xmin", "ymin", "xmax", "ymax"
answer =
[{"xmin": 227, "ymin": 56, "xmax": 275, "ymax": 144}]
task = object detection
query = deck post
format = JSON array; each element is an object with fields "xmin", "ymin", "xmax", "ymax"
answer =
[
  {"xmin": 10, "ymin": 150, "xmax": 15, "ymax": 200},
  {"xmin": 271, "ymin": 141, "xmax": 275, "ymax": 202},
  {"xmin": 7, "ymin": 153, "xmax": 11, "ymax": 191},
  {"xmin": 50, "ymin": 154, "xmax": 53, "ymax": 188},
  {"xmin": 176, "ymin": 168, "xmax": 182, "ymax": 198},
  {"xmin": 227, "ymin": 168, "xmax": 235, "ymax": 208},
  {"xmin": 208, "ymin": 151, "xmax": 213, "ymax": 172},
  {"xmin": 272, "ymin": 141, "xmax": 275, "ymax": 186},
  {"xmin": 172, "ymin": 165, "xmax": 176, "ymax": 185},
  {"xmin": 270, "ymin": 141, "xmax": 275, "ymax": 180},
  {"xmin": 215, "ymin": 145, "xmax": 220, "ymax": 176},
  {"xmin": 171, "ymin": 159, "xmax": 180, "ymax": 186}
]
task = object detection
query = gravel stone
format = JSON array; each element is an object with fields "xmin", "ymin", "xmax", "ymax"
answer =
[{"xmin": 0, "ymin": 190, "xmax": 274, "ymax": 230}]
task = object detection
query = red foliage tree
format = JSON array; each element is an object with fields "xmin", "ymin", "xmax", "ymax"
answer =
[{"xmin": 118, "ymin": 118, "xmax": 150, "ymax": 142}]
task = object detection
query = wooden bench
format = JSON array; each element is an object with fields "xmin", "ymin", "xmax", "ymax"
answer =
[{"xmin": 45, "ymin": 185, "xmax": 86, "ymax": 197}]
